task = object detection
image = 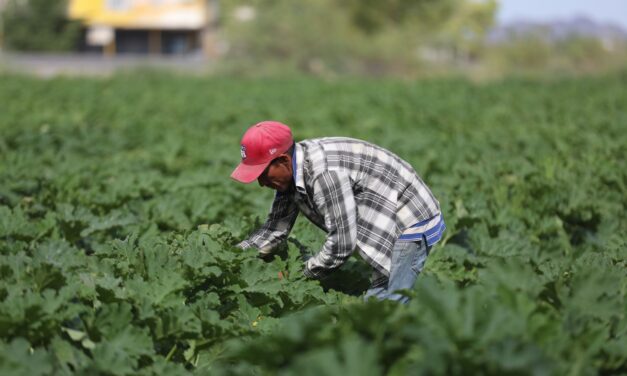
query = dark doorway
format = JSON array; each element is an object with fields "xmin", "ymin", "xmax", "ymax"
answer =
[
  {"xmin": 162, "ymin": 30, "xmax": 198, "ymax": 54},
  {"xmin": 113, "ymin": 29, "xmax": 199, "ymax": 55},
  {"xmin": 116, "ymin": 29, "xmax": 149, "ymax": 54}
]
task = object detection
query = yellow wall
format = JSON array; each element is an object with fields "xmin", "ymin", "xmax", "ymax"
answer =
[{"xmin": 68, "ymin": 0, "xmax": 208, "ymax": 29}]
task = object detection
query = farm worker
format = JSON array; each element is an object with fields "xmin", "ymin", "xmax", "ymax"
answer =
[{"xmin": 231, "ymin": 121, "xmax": 445, "ymax": 303}]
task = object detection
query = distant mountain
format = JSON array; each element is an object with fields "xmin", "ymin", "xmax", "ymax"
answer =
[{"xmin": 488, "ymin": 16, "xmax": 627, "ymax": 43}]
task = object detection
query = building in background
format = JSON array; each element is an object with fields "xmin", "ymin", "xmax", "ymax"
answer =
[{"xmin": 68, "ymin": 0, "xmax": 218, "ymax": 56}]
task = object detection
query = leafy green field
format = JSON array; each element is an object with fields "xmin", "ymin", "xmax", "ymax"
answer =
[{"xmin": 0, "ymin": 72, "xmax": 625, "ymax": 375}]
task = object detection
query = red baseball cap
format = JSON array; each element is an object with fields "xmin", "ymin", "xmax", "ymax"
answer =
[{"xmin": 230, "ymin": 121, "xmax": 294, "ymax": 183}]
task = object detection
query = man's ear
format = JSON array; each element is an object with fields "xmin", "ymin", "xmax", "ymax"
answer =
[{"xmin": 276, "ymin": 154, "xmax": 291, "ymax": 166}]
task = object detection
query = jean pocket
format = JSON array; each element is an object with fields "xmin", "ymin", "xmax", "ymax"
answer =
[{"xmin": 410, "ymin": 241, "xmax": 429, "ymax": 275}]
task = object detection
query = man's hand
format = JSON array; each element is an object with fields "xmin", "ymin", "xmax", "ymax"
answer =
[{"xmin": 278, "ymin": 271, "xmax": 288, "ymax": 280}]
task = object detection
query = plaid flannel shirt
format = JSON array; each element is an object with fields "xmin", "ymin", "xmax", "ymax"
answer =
[{"xmin": 238, "ymin": 137, "xmax": 443, "ymax": 279}]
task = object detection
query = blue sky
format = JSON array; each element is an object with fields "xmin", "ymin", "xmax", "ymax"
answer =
[{"xmin": 497, "ymin": 0, "xmax": 627, "ymax": 27}]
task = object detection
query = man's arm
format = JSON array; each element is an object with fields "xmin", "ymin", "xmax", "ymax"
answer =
[
  {"xmin": 237, "ymin": 192, "xmax": 299, "ymax": 257},
  {"xmin": 304, "ymin": 170, "xmax": 358, "ymax": 279}
]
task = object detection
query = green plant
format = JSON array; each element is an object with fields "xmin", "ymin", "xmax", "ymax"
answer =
[
  {"xmin": 2, "ymin": 0, "xmax": 81, "ymax": 51},
  {"xmin": 0, "ymin": 72, "xmax": 625, "ymax": 374}
]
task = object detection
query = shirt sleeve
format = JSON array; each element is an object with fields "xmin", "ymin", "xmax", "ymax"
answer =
[
  {"xmin": 237, "ymin": 192, "xmax": 299, "ymax": 256},
  {"xmin": 304, "ymin": 170, "xmax": 358, "ymax": 279}
]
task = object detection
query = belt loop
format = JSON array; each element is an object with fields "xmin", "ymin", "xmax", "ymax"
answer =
[{"xmin": 421, "ymin": 234, "xmax": 431, "ymax": 256}]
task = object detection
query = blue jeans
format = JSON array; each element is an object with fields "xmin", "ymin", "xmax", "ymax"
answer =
[{"xmin": 364, "ymin": 238, "xmax": 430, "ymax": 303}]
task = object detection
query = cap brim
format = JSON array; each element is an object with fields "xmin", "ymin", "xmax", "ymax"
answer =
[{"xmin": 230, "ymin": 161, "xmax": 270, "ymax": 183}]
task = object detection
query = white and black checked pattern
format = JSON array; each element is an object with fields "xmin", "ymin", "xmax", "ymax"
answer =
[{"xmin": 238, "ymin": 137, "xmax": 441, "ymax": 279}]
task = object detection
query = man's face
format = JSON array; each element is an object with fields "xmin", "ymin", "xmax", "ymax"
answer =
[{"xmin": 257, "ymin": 154, "xmax": 293, "ymax": 192}]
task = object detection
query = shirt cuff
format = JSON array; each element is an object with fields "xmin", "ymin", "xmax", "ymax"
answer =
[
  {"xmin": 303, "ymin": 265, "xmax": 316, "ymax": 279},
  {"xmin": 302, "ymin": 259, "xmax": 329, "ymax": 280},
  {"xmin": 236, "ymin": 240, "xmax": 252, "ymax": 249}
]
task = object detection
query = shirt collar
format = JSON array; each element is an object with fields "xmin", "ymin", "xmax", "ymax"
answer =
[{"xmin": 293, "ymin": 143, "xmax": 306, "ymax": 194}]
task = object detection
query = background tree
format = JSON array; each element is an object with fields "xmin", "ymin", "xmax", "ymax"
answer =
[
  {"xmin": 339, "ymin": 0, "xmax": 458, "ymax": 35},
  {"xmin": 219, "ymin": 0, "xmax": 493, "ymax": 76},
  {"xmin": 2, "ymin": 0, "xmax": 80, "ymax": 51},
  {"xmin": 434, "ymin": 0, "xmax": 498, "ymax": 63}
]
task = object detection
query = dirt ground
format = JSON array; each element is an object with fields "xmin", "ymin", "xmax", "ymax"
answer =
[{"xmin": 0, "ymin": 52, "xmax": 213, "ymax": 77}]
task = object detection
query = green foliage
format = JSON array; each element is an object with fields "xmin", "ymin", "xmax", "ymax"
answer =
[
  {"xmin": 485, "ymin": 31, "xmax": 627, "ymax": 77},
  {"xmin": 339, "ymin": 0, "xmax": 457, "ymax": 35},
  {"xmin": 218, "ymin": 1, "xmax": 624, "ymax": 77},
  {"xmin": 1, "ymin": 0, "xmax": 81, "ymax": 51},
  {"xmin": 0, "ymin": 72, "xmax": 625, "ymax": 374},
  {"xmin": 219, "ymin": 0, "xmax": 496, "ymax": 76}
]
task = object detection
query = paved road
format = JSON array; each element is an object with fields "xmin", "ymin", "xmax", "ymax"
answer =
[{"xmin": 0, "ymin": 52, "xmax": 213, "ymax": 77}]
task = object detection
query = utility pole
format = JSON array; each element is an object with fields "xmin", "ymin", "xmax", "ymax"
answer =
[
  {"xmin": 0, "ymin": 0, "xmax": 6, "ymax": 51},
  {"xmin": 202, "ymin": 0, "xmax": 220, "ymax": 58}
]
